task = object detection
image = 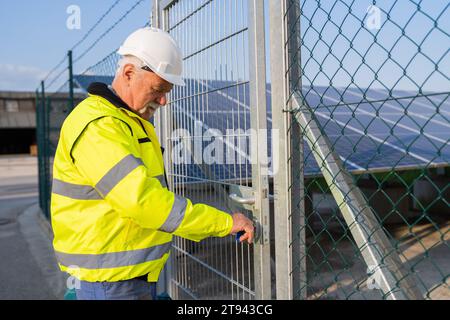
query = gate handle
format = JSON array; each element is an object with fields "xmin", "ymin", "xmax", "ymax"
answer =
[
  {"xmin": 235, "ymin": 220, "xmax": 262, "ymax": 243},
  {"xmin": 229, "ymin": 193, "xmax": 255, "ymax": 205}
]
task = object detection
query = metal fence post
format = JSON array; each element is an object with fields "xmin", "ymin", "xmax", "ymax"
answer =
[
  {"xmin": 152, "ymin": 0, "xmax": 160, "ymax": 29},
  {"xmin": 159, "ymin": 1, "xmax": 172, "ymax": 192},
  {"xmin": 159, "ymin": 0, "xmax": 178, "ymax": 300},
  {"xmin": 39, "ymin": 81, "xmax": 50, "ymax": 217},
  {"xmin": 269, "ymin": 0, "xmax": 297, "ymax": 300},
  {"xmin": 153, "ymin": 0, "xmax": 164, "ymax": 144},
  {"xmin": 151, "ymin": 0, "xmax": 171, "ymax": 298},
  {"xmin": 44, "ymin": 96, "xmax": 51, "ymax": 218},
  {"xmin": 68, "ymin": 50, "xmax": 74, "ymax": 110},
  {"xmin": 286, "ymin": 0, "xmax": 308, "ymax": 300},
  {"xmin": 248, "ymin": 0, "xmax": 272, "ymax": 300},
  {"xmin": 36, "ymin": 88, "xmax": 44, "ymax": 212}
]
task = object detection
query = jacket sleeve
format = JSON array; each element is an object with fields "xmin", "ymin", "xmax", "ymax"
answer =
[{"xmin": 71, "ymin": 116, "xmax": 233, "ymax": 242}]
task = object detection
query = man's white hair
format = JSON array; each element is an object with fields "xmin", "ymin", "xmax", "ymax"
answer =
[{"xmin": 115, "ymin": 55, "xmax": 145, "ymax": 75}]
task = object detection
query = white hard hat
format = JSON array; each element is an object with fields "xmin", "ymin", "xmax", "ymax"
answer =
[{"xmin": 118, "ymin": 27, "xmax": 185, "ymax": 86}]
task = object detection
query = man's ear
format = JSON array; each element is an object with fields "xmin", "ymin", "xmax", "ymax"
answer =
[{"xmin": 122, "ymin": 64, "xmax": 136, "ymax": 82}]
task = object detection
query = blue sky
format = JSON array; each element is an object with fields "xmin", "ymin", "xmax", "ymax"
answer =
[
  {"xmin": 0, "ymin": 0, "xmax": 152, "ymax": 91},
  {"xmin": 0, "ymin": 0, "xmax": 448, "ymax": 93},
  {"xmin": 298, "ymin": 0, "xmax": 449, "ymax": 93}
]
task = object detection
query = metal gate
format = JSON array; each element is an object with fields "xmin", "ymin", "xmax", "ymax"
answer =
[{"xmin": 153, "ymin": 0, "xmax": 272, "ymax": 299}]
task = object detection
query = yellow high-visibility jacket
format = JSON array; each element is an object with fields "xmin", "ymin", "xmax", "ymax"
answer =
[{"xmin": 51, "ymin": 83, "xmax": 233, "ymax": 283}]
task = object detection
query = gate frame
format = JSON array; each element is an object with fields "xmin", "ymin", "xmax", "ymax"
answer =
[
  {"xmin": 248, "ymin": 0, "xmax": 272, "ymax": 300},
  {"xmin": 268, "ymin": 0, "xmax": 306, "ymax": 300}
]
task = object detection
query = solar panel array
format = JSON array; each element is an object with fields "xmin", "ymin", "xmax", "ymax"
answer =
[{"xmin": 73, "ymin": 75, "xmax": 450, "ymax": 181}]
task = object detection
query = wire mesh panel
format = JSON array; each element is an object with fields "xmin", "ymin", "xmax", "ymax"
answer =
[
  {"xmin": 158, "ymin": 0, "xmax": 259, "ymax": 300},
  {"xmin": 36, "ymin": 52, "xmax": 73, "ymax": 218},
  {"xmin": 81, "ymin": 52, "xmax": 119, "ymax": 80},
  {"xmin": 36, "ymin": 79, "xmax": 84, "ymax": 217},
  {"xmin": 281, "ymin": 0, "xmax": 449, "ymax": 299}
]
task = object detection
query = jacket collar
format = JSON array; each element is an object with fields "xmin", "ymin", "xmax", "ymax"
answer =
[{"xmin": 87, "ymin": 82, "xmax": 131, "ymax": 112}]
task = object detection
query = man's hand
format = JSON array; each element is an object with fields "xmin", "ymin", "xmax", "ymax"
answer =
[{"xmin": 230, "ymin": 213, "xmax": 255, "ymax": 244}]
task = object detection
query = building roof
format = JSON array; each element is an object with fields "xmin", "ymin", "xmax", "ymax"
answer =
[
  {"xmin": 0, "ymin": 91, "xmax": 37, "ymax": 99},
  {"xmin": 0, "ymin": 91, "xmax": 36, "ymax": 128},
  {"xmin": 0, "ymin": 112, "xmax": 35, "ymax": 128}
]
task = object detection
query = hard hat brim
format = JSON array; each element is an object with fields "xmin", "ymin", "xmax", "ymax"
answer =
[{"xmin": 158, "ymin": 73, "xmax": 185, "ymax": 86}]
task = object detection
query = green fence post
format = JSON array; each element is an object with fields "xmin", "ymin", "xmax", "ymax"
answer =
[
  {"xmin": 36, "ymin": 88, "xmax": 43, "ymax": 211},
  {"xmin": 40, "ymin": 81, "xmax": 48, "ymax": 216},
  {"xmin": 43, "ymin": 95, "xmax": 51, "ymax": 218},
  {"xmin": 68, "ymin": 50, "xmax": 74, "ymax": 110}
]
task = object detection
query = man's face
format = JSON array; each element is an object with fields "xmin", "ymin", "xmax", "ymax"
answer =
[{"xmin": 128, "ymin": 66, "xmax": 173, "ymax": 119}]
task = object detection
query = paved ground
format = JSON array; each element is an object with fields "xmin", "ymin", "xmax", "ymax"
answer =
[
  {"xmin": 1, "ymin": 155, "xmax": 447, "ymax": 300},
  {"xmin": 0, "ymin": 155, "xmax": 66, "ymax": 300}
]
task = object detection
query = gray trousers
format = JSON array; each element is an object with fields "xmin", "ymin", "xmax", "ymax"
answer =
[{"xmin": 75, "ymin": 279, "xmax": 157, "ymax": 300}]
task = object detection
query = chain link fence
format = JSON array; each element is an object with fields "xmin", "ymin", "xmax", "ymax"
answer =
[
  {"xmin": 282, "ymin": 0, "xmax": 449, "ymax": 299},
  {"xmin": 36, "ymin": 51, "xmax": 85, "ymax": 218},
  {"xmin": 36, "ymin": 54, "xmax": 71, "ymax": 218}
]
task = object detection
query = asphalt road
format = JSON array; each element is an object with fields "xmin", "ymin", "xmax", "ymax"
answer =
[{"xmin": 0, "ymin": 155, "xmax": 64, "ymax": 299}]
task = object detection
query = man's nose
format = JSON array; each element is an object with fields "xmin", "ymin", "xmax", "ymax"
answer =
[{"xmin": 157, "ymin": 95, "xmax": 167, "ymax": 106}]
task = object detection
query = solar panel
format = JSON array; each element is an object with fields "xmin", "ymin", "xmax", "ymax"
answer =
[
  {"xmin": 73, "ymin": 75, "xmax": 449, "ymax": 181},
  {"xmin": 73, "ymin": 75, "xmax": 114, "ymax": 91},
  {"xmin": 173, "ymin": 81, "xmax": 449, "ymax": 180}
]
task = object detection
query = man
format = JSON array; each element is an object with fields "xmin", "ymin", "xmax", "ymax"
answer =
[{"xmin": 51, "ymin": 27, "xmax": 254, "ymax": 300}]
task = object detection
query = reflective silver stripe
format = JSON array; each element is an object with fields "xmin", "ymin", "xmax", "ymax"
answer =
[
  {"xmin": 154, "ymin": 175, "xmax": 167, "ymax": 188},
  {"xmin": 55, "ymin": 242, "xmax": 172, "ymax": 269},
  {"xmin": 96, "ymin": 154, "xmax": 144, "ymax": 197},
  {"xmin": 52, "ymin": 179, "xmax": 102, "ymax": 200},
  {"xmin": 159, "ymin": 194, "xmax": 187, "ymax": 233}
]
